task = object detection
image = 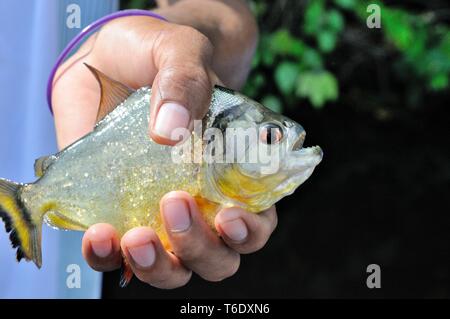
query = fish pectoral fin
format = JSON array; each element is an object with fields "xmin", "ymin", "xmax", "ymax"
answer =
[
  {"xmin": 34, "ymin": 155, "xmax": 56, "ymax": 178},
  {"xmin": 44, "ymin": 211, "xmax": 87, "ymax": 231},
  {"xmin": 84, "ymin": 63, "xmax": 135, "ymax": 123}
]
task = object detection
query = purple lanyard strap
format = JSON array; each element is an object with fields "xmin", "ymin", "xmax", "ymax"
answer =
[{"xmin": 46, "ymin": 9, "xmax": 167, "ymax": 114}]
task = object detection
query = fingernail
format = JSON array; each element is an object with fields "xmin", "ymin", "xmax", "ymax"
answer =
[
  {"xmin": 221, "ymin": 219, "xmax": 248, "ymax": 243},
  {"xmin": 154, "ymin": 103, "xmax": 190, "ymax": 140},
  {"xmin": 163, "ymin": 199, "xmax": 192, "ymax": 233},
  {"xmin": 90, "ymin": 240, "xmax": 112, "ymax": 258},
  {"xmin": 128, "ymin": 242, "xmax": 156, "ymax": 268}
]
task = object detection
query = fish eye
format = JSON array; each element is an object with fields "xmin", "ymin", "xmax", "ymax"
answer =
[{"xmin": 260, "ymin": 123, "xmax": 284, "ymax": 145}]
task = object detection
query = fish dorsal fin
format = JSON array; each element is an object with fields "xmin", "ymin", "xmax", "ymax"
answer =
[{"xmin": 84, "ymin": 63, "xmax": 134, "ymax": 123}]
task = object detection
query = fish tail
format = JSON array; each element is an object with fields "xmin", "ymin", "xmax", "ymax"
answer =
[{"xmin": 0, "ymin": 178, "xmax": 42, "ymax": 268}]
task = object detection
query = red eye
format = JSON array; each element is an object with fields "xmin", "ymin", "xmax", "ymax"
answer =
[{"xmin": 260, "ymin": 123, "xmax": 283, "ymax": 144}]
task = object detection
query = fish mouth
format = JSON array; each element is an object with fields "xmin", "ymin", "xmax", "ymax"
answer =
[
  {"xmin": 290, "ymin": 145, "xmax": 323, "ymax": 166},
  {"xmin": 273, "ymin": 145, "xmax": 323, "ymax": 195},
  {"xmin": 291, "ymin": 131, "xmax": 306, "ymax": 151},
  {"xmin": 284, "ymin": 145, "xmax": 323, "ymax": 177},
  {"xmin": 287, "ymin": 128, "xmax": 323, "ymax": 173}
]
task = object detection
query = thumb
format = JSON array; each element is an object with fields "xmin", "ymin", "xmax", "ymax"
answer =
[{"xmin": 149, "ymin": 64, "xmax": 215, "ymax": 145}]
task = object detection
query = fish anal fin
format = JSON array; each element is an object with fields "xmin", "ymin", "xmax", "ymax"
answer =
[
  {"xmin": 84, "ymin": 63, "xmax": 134, "ymax": 123},
  {"xmin": 120, "ymin": 254, "xmax": 134, "ymax": 288},
  {"xmin": 44, "ymin": 211, "xmax": 87, "ymax": 231},
  {"xmin": 34, "ymin": 155, "xmax": 56, "ymax": 178}
]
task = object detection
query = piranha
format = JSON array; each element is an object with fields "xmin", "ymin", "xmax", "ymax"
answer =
[{"xmin": 0, "ymin": 64, "xmax": 322, "ymax": 286}]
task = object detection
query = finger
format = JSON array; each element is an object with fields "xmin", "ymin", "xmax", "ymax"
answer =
[
  {"xmin": 215, "ymin": 206, "xmax": 278, "ymax": 254},
  {"xmin": 121, "ymin": 227, "xmax": 192, "ymax": 289},
  {"xmin": 149, "ymin": 25, "xmax": 216, "ymax": 145},
  {"xmin": 160, "ymin": 191, "xmax": 240, "ymax": 282},
  {"xmin": 82, "ymin": 223, "xmax": 122, "ymax": 272}
]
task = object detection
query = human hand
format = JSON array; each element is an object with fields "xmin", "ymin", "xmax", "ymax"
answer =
[
  {"xmin": 82, "ymin": 193, "xmax": 277, "ymax": 288},
  {"xmin": 52, "ymin": 3, "xmax": 277, "ymax": 288}
]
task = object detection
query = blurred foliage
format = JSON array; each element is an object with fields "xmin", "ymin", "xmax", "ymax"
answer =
[
  {"xmin": 244, "ymin": 0, "xmax": 449, "ymax": 112},
  {"xmin": 123, "ymin": 0, "xmax": 154, "ymax": 10},
  {"xmin": 121, "ymin": 0, "xmax": 449, "ymax": 113}
]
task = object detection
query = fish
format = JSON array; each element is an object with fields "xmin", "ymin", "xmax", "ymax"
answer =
[{"xmin": 0, "ymin": 64, "xmax": 322, "ymax": 286}]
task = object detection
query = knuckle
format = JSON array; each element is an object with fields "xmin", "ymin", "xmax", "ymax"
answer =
[
  {"xmin": 236, "ymin": 235, "xmax": 269, "ymax": 254},
  {"xmin": 134, "ymin": 271, "xmax": 152, "ymax": 284},
  {"xmin": 160, "ymin": 65, "xmax": 211, "ymax": 94},
  {"xmin": 202, "ymin": 253, "xmax": 240, "ymax": 282},
  {"xmin": 179, "ymin": 66, "xmax": 210, "ymax": 87},
  {"xmin": 172, "ymin": 241, "xmax": 205, "ymax": 262},
  {"xmin": 267, "ymin": 208, "xmax": 278, "ymax": 232},
  {"xmin": 154, "ymin": 271, "xmax": 192, "ymax": 289},
  {"xmin": 134, "ymin": 267, "xmax": 166, "ymax": 285},
  {"xmin": 271, "ymin": 212, "xmax": 278, "ymax": 231},
  {"xmin": 261, "ymin": 218, "xmax": 275, "ymax": 238},
  {"xmin": 259, "ymin": 209, "xmax": 278, "ymax": 237},
  {"xmin": 166, "ymin": 24, "xmax": 214, "ymax": 64},
  {"xmin": 175, "ymin": 25, "xmax": 213, "ymax": 51},
  {"xmin": 251, "ymin": 237, "xmax": 269, "ymax": 252},
  {"xmin": 138, "ymin": 265, "xmax": 192, "ymax": 289},
  {"xmin": 253, "ymin": 224, "xmax": 273, "ymax": 250}
]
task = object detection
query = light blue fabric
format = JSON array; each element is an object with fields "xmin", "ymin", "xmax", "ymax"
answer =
[{"xmin": 0, "ymin": 0, "xmax": 118, "ymax": 298}]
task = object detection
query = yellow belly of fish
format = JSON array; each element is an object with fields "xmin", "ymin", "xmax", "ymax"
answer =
[{"xmin": 44, "ymin": 195, "xmax": 221, "ymax": 250}]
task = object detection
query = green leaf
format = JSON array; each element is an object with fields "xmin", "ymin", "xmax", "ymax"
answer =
[
  {"xmin": 423, "ymin": 48, "xmax": 450, "ymax": 74},
  {"xmin": 301, "ymin": 47, "xmax": 323, "ymax": 69},
  {"xmin": 250, "ymin": 50, "xmax": 260, "ymax": 69},
  {"xmin": 253, "ymin": 73, "xmax": 265, "ymax": 87},
  {"xmin": 383, "ymin": 8, "xmax": 414, "ymax": 51},
  {"xmin": 327, "ymin": 10, "xmax": 344, "ymax": 33},
  {"xmin": 248, "ymin": 0, "xmax": 267, "ymax": 17},
  {"xmin": 296, "ymin": 71, "xmax": 339, "ymax": 108},
  {"xmin": 242, "ymin": 73, "xmax": 265, "ymax": 97},
  {"xmin": 318, "ymin": 30, "xmax": 337, "ymax": 53},
  {"xmin": 405, "ymin": 25, "xmax": 426, "ymax": 61},
  {"xmin": 275, "ymin": 62, "xmax": 300, "ymax": 94},
  {"xmin": 242, "ymin": 82, "xmax": 257, "ymax": 98},
  {"xmin": 126, "ymin": 0, "xmax": 148, "ymax": 9},
  {"xmin": 333, "ymin": 0, "xmax": 355, "ymax": 9},
  {"xmin": 430, "ymin": 73, "xmax": 448, "ymax": 90},
  {"xmin": 261, "ymin": 49, "xmax": 275, "ymax": 66},
  {"xmin": 261, "ymin": 95, "xmax": 283, "ymax": 113},
  {"xmin": 304, "ymin": 0, "xmax": 324, "ymax": 35},
  {"xmin": 440, "ymin": 32, "xmax": 450, "ymax": 58},
  {"xmin": 270, "ymin": 29, "xmax": 304, "ymax": 58}
]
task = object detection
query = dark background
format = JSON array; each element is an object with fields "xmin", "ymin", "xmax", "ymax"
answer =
[{"xmin": 102, "ymin": 0, "xmax": 450, "ymax": 298}]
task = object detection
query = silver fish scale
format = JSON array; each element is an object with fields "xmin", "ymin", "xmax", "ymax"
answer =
[
  {"xmin": 209, "ymin": 87, "xmax": 244, "ymax": 117},
  {"xmin": 26, "ymin": 87, "xmax": 212, "ymax": 235}
]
